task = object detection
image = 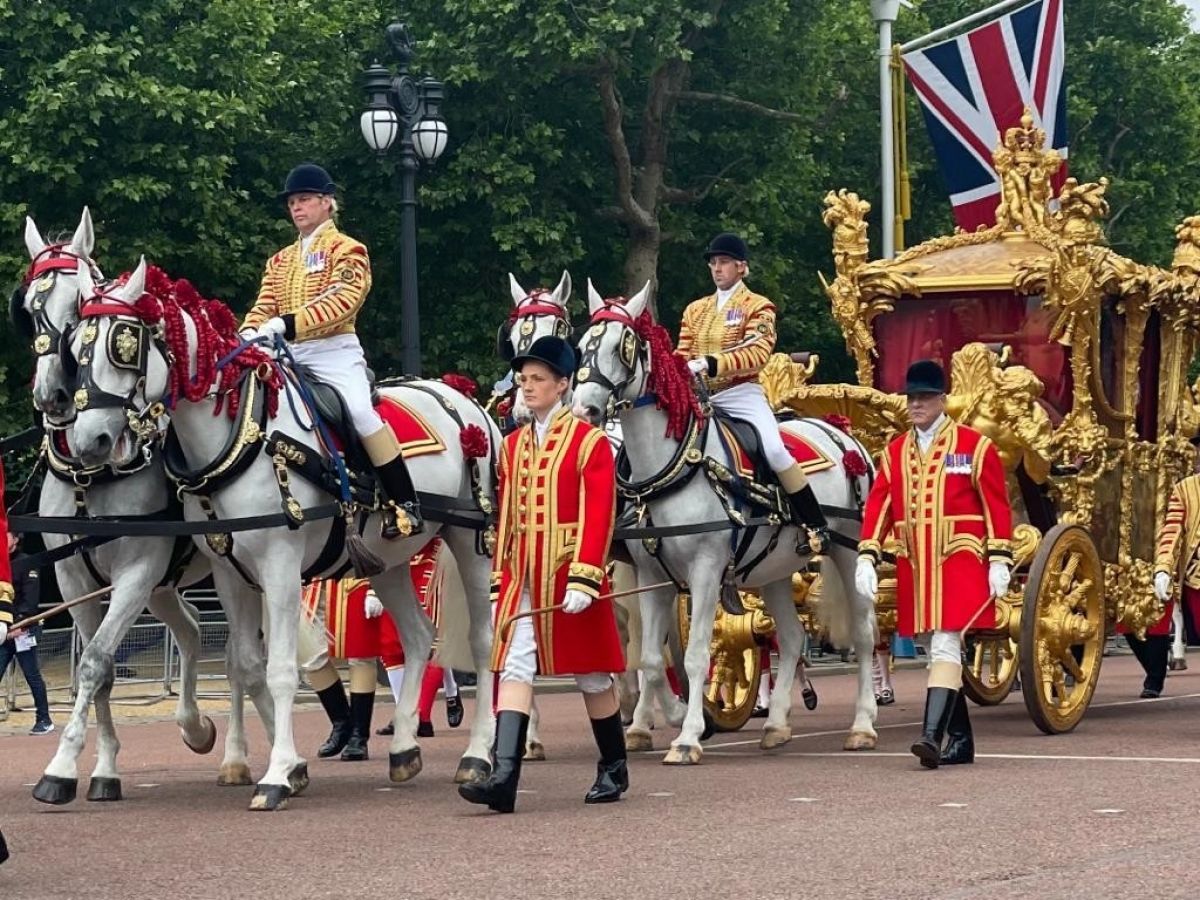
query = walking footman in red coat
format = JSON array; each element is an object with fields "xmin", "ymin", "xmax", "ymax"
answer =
[
  {"xmin": 459, "ymin": 336, "xmax": 626, "ymax": 813},
  {"xmin": 855, "ymin": 361, "xmax": 1013, "ymax": 768}
]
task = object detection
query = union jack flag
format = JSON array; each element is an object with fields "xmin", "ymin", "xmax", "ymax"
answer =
[{"xmin": 902, "ymin": 0, "xmax": 1067, "ymax": 231}]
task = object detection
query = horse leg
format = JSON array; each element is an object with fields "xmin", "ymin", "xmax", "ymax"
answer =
[
  {"xmin": 370, "ymin": 565, "xmax": 432, "ymax": 784},
  {"xmin": 147, "ymin": 587, "xmax": 216, "ymax": 755},
  {"xmin": 440, "ymin": 527, "xmax": 496, "ymax": 783},
  {"xmin": 1170, "ymin": 603, "xmax": 1187, "ymax": 671},
  {"xmin": 627, "ymin": 585, "xmax": 674, "ymax": 751},
  {"xmin": 664, "ymin": 564, "xmax": 720, "ymax": 766},
  {"xmin": 830, "ymin": 546, "xmax": 879, "ymax": 750},
  {"xmin": 759, "ymin": 579, "xmax": 801, "ymax": 750},
  {"xmin": 35, "ymin": 582, "xmax": 147, "ymax": 805},
  {"xmin": 525, "ymin": 698, "xmax": 546, "ymax": 761},
  {"xmin": 248, "ymin": 558, "xmax": 306, "ymax": 812}
]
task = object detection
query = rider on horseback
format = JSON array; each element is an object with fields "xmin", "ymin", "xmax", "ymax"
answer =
[
  {"xmin": 241, "ymin": 163, "xmax": 420, "ymax": 538},
  {"xmin": 678, "ymin": 232, "xmax": 830, "ymax": 552}
]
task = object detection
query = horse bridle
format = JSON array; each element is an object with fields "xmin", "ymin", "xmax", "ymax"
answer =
[
  {"xmin": 69, "ymin": 292, "xmax": 169, "ymax": 445},
  {"xmin": 497, "ymin": 291, "xmax": 571, "ymax": 361},
  {"xmin": 9, "ymin": 244, "xmax": 101, "ymax": 361},
  {"xmin": 576, "ymin": 301, "xmax": 648, "ymax": 419}
]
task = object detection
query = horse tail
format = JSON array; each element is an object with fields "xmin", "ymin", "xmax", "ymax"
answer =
[
  {"xmin": 815, "ymin": 551, "xmax": 854, "ymax": 650},
  {"xmin": 430, "ymin": 541, "xmax": 475, "ymax": 672}
]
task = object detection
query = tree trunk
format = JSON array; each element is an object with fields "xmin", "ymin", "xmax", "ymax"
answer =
[{"xmin": 622, "ymin": 227, "xmax": 662, "ymax": 307}]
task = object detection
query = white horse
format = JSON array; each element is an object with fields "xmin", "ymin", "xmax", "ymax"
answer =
[
  {"xmin": 17, "ymin": 211, "xmax": 258, "ymax": 804},
  {"xmin": 572, "ymin": 284, "xmax": 879, "ymax": 764},
  {"xmin": 67, "ymin": 258, "xmax": 499, "ymax": 810}
]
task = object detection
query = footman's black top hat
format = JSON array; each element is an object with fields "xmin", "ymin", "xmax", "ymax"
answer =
[
  {"xmin": 512, "ymin": 336, "xmax": 577, "ymax": 380},
  {"xmin": 903, "ymin": 359, "xmax": 947, "ymax": 395},
  {"xmin": 278, "ymin": 163, "xmax": 338, "ymax": 199},
  {"xmin": 702, "ymin": 232, "xmax": 749, "ymax": 262}
]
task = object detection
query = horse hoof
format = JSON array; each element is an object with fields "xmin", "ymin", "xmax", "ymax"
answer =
[
  {"xmin": 453, "ymin": 756, "xmax": 492, "ymax": 784},
  {"xmin": 700, "ymin": 710, "xmax": 716, "ymax": 742},
  {"xmin": 86, "ymin": 777, "xmax": 123, "ymax": 802},
  {"xmin": 760, "ymin": 725, "xmax": 793, "ymax": 750},
  {"xmin": 662, "ymin": 744, "xmax": 702, "ymax": 766},
  {"xmin": 1169, "ymin": 659, "xmax": 1188, "ymax": 672},
  {"xmin": 523, "ymin": 740, "xmax": 546, "ymax": 761},
  {"xmin": 843, "ymin": 731, "xmax": 878, "ymax": 751},
  {"xmin": 389, "ymin": 747, "xmax": 423, "ymax": 783},
  {"xmin": 287, "ymin": 763, "xmax": 309, "ymax": 796},
  {"xmin": 624, "ymin": 728, "xmax": 653, "ymax": 752},
  {"xmin": 33, "ymin": 775, "xmax": 78, "ymax": 806},
  {"xmin": 248, "ymin": 784, "xmax": 290, "ymax": 811},
  {"xmin": 217, "ymin": 763, "xmax": 254, "ymax": 786},
  {"xmin": 183, "ymin": 716, "xmax": 218, "ymax": 755}
]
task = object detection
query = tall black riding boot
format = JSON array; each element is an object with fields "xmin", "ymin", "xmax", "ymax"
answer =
[
  {"xmin": 939, "ymin": 692, "xmax": 974, "ymax": 765},
  {"xmin": 374, "ymin": 455, "xmax": 424, "ymax": 540},
  {"xmin": 787, "ymin": 483, "xmax": 830, "ymax": 555},
  {"xmin": 340, "ymin": 692, "xmax": 375, "ymax": 761},
  {"xmin": 458, "ymin": 710, "xmax": 529, "ymax": 813},
  {"xmin": 315, "ymin": 682, "xmax": 353, "ymax": 759},
  {"xmin": 585, "ymin": 712, "xmax": 630, "ymax": 804},
  {"xmin": 910, "ymin": 687, "xmax": 958, "ymax": 769}
]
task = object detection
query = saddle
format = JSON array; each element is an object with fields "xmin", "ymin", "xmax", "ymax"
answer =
[{"xmin": 293, "ymin": 364, "xmax": 381, "ymax": 464}]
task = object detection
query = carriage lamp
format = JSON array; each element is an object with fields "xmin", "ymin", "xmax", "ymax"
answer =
[{"xmin": 359, "ymin": 22, "xmax": 450, "ymax": 376}]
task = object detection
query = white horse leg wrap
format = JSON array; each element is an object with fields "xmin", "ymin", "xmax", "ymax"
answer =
[{"xmin": 575, "ymin": 673, "xmax": 615, "ymax": 694}]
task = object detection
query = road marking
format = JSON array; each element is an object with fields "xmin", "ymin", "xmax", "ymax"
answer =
[
  {"xmin": 135, "ymin": 783, "xmax": 160, "ymax": 788},
  {"xmin": 1093, "ymin": 808, "xmax": 1124, "ymax": 814},
  {"xmin": 516, "ymin": 789, "xmax": 537, "ymax": 794},
  {"xmin": 376, "ymin": 787, "xmax": 394, "ymax": 792},
  {"xmin": 647, "ymin": 791, "xmax": 674, "ymax": 798},
  {"xmin": 939, "ymin": 802, "xmax": 968, "ymax": 808},
  {"xmin": 788, "ymin": 797, "xmax": 819, "ymax": 803},
  {"xmin": 702, "ymin": 749, "xmax": 1200, "ymax": 764}
]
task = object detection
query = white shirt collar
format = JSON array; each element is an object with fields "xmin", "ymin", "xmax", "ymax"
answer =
[
  {"xmin": 534, "ymin": 401, "xmax": 564, "ymax": 445},
  {"xmin": 915, "ymin": 413, "xmax": 948, "ymax": 451},
  {"xmin": 300, "ymin": 219, "xmax": 333, "ymax": 255},
  {"xmin": 715, "ymin": 280, "xmax": 744, "ymax": 310}
]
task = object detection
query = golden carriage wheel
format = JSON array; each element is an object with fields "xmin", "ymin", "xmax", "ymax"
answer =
[
  {"xmin": 675, "ymin": 592, "xmax": 765, "ymax": 733},
  {"xmin": 961, "ymin": 635, "xmax": 1019, "ymax": 706},
  {"xmin": 1018, "ymin": 523, "xmax": 1105, "ymax": 734}
]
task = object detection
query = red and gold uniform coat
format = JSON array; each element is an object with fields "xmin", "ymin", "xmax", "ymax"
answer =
[
  {"xmin": 242, "ymin": 222, "xmax": 371, "ymax": 342},
  {"xmin": 859, "ymin": 419, "xmax": 1013, "ymax": 635},
  {"xmin": 0, "ymin": 461, "xmax": 12, "ymax": 627},
  {"xmin": 675, "ymin": 283, "xmax": 776, "ymax": 392},
  {"xmin": 1146, "ymin": 475, "xmax": 1200, "ymax": 636},
  {"xmin": 301, "ymin": 538, "xmax": 444, "ymax": 662},
  {"xmin": 489, "ymin": 407, "xmax": 624, "ymax": 675}
]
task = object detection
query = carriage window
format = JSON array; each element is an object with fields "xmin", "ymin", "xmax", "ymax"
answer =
[{"xmin": 872, "ymin": 291, "xmax": 1071, "ymax": 416}]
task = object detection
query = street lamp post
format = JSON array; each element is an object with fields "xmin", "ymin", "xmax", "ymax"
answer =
[{"xmin": 360, "ymin": 22, "xmax": 449, "ymax": 376}]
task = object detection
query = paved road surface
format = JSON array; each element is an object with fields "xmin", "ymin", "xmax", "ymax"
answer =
[{"xmin": 0, "ymin": 655, "xmax": 1196, "ymax": 900}]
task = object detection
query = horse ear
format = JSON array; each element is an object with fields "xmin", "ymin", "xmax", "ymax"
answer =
[
  {"xmin": 551, "ymin": 269, "xmax": 571, "ymax": 308},
  {"xmin": 69, "ymin": 207, "xmax": 95, "ymax": 259},
  {"xmin": 76, "ymin": 259, "xmax": 95, "ymax": 301},
  {"xmin": 24, "ymin": 216, "xmax": 47, "ymax": 259},
  {"xmin": 625, "ymin": 281, "xmax": 652, "ymax": 319},
  {"xmin": 121, "ymin": 257, "xmax": 148, "ymax": 302},
  {"xmin": 587, "ymin": 278, "xmax": 605, "ymax": 316},
  {"xmin": 508, "ymin": 273, "xmax": 526, "ymax": 306}
]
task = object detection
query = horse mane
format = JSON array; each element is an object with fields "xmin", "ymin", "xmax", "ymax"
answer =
[
  {"xmin": 631, "ymin": 310, "xmax": 703, "ymax": 441},
  {"xmin": 123, "ymin": 265, "xmax": 281, "ymax": 418}
]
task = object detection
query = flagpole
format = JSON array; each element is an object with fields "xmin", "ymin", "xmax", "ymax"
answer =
[
  {"xmin": 899, "ymin": 0, "xmax": 1035, "ymax": 54},
  {"xmin": 871, "ymin": 1, "xmax": 902, "ymax": 259}
]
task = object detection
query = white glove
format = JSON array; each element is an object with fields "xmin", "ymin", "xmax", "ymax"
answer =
[
  {"xmin": 259, "ymin": 317, "xmax": 287, "ymax": 338},
  {"xmin": 562, "ymin": 589, "xmax": 593, "ymax": 615},
  {"xmin": 988, "ymin": 561, "xmax": 1011, "ymax": 599},
  {"xmin": 855, "ymin": 557, "xmax": 878, "ymax": 601},
  {"xmin": 0, "ymin": 622, "xmax": 8, "ymax": 644},
  {"xmin": 239, "ymin": 328, "xmax": 257, "ymax": 341},
  {"xmin": 1154, "ymin": 571, "xmax": 1172, "ymax": 603},
  {"xmin": 364, "ymin": 590, "xmax": 384, "ymax": 619},
  {"xmin": 687, "ymin": 358, "xmax": 709, "ymax": 377}
]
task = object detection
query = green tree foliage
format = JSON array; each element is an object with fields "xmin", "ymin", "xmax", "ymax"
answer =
[{"xmin": 1, "ymin": 0, "xmax": 1198, "ymax": 438}]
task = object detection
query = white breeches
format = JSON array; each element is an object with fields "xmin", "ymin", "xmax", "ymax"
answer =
[
  {"xmin": 290, "ymin": 333, "xmax": 385, "ymax": 437},
  {"xmin": 709, "ymin": 381, "xmax": 793, "ymax": 472},
  {"xmin": 297, "ymin": 602, "xmax": 329, "ymax": 673},
  {"xmin": 929, "ymin": 630, "xmax": 964, "ymax": 665},
  {"xmin": 500, "ymin": 591, "xmax": 613, "ymax": 694}
]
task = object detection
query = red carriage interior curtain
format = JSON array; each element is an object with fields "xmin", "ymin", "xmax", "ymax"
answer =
[{"xmin": 872, "ymin": 291, "xmax": 1071, "ymax": 416}]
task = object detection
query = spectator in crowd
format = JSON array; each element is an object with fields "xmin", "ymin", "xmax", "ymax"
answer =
[{"xmin": 1, "ymin": 533, "xmax": 53, "ymax": 734}]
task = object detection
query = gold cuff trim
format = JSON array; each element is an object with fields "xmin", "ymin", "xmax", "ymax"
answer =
[
  {"xmin": 858, "ymin": 541, "xmax": 882, "ymax": 563},
  {"xmin": 566, "ymin": 577, "xmax": 601, "ymax": 599},
  {"xmin": 568, "ymin": 562, "xmax": 606, "ymax": 584}
]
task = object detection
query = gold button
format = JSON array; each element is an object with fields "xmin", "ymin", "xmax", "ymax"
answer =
[
  {"xmin": 519, "ymin": 485, "xmax": 528, "ymax": 495},
  {"xmin": 519, "ymin": 504, "xmax": 528, "ymax": 514}
]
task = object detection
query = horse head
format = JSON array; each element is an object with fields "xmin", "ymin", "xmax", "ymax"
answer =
[
  {"xmin": 572, "ymin": 280, "xmax": 654, "ymax": 426},
  {"xmin": 499, "ymin": 269, "xmax": 572, "ymax": 362},
  {"xmin": 67, "ymin": 257, "xmax": 170, "ymax": 469},
  {"xmin": 16, "ymin": 208, "xmax": 102, "ymax": 423}
]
